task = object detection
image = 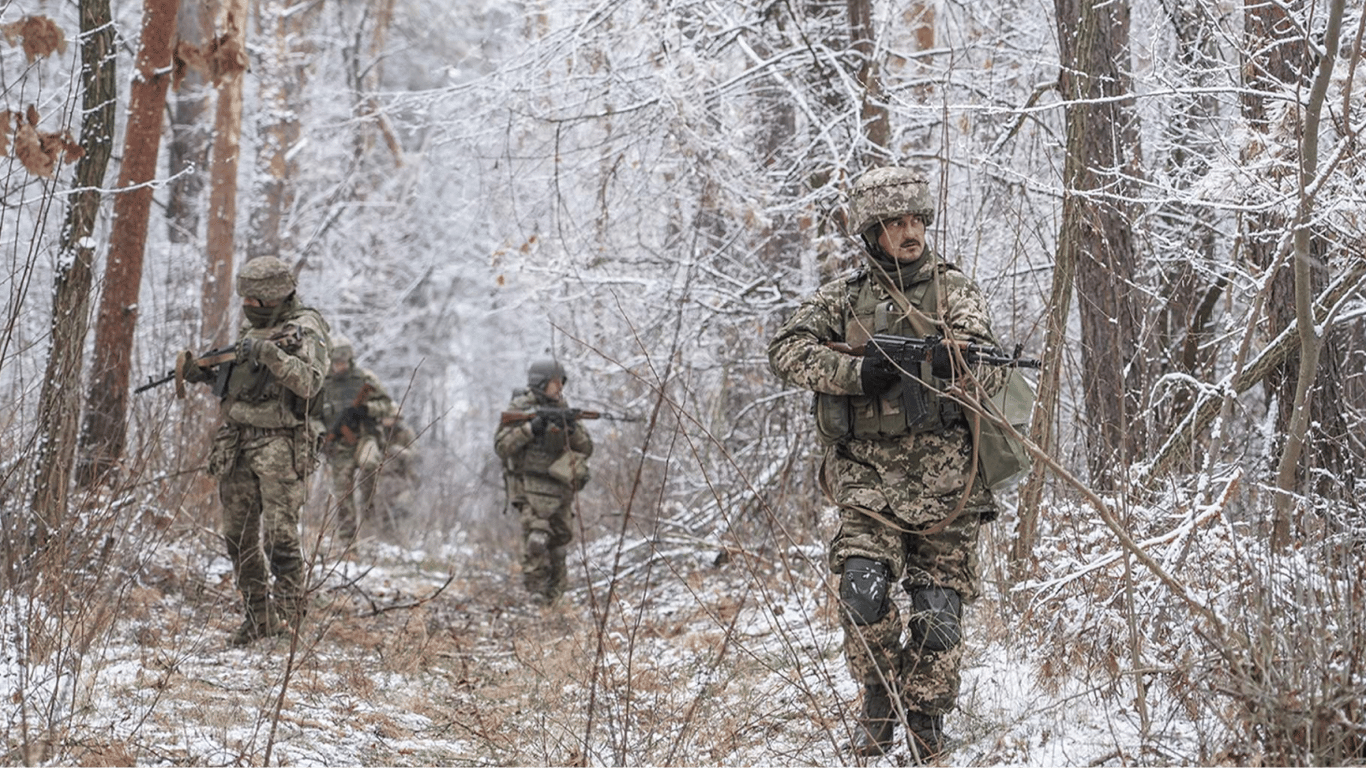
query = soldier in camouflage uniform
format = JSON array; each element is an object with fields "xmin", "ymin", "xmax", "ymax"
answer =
[
  {"xmin": 320, "ymin": 334, "xmax": 399, "ymax": 544},
  {"xmin": 493, "ymin": 360, "xmax": 594, "ymax": 604},
  {"xmin": 182, "ymin": 256, "xmax": 331, "ymax": 646},
  {"xmin": 768, "ymin": 168, "xmax": 1004, "ymax": 760}
]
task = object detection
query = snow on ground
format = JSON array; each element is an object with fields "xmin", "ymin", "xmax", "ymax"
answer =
[{"xmin": 2, "ymin": 526, "xmax": 1213, "ymax": 766}]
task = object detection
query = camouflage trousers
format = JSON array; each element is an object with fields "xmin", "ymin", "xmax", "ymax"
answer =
[
  {"xmin": 829, "ymin": 504, "xmax": 983, "ymax": 716},
  {"xmin": 326, "ymin": 435, "xmax": 383, "ymax": 542},
  {"xmin": 516, "ymin": 491, "xmax": 575, "ymax": 600},
  {"xmin": 217, "ymin": 431, "xmax": 311, "ymax": 622}
]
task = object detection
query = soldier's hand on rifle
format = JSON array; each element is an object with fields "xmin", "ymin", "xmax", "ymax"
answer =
[
  {"xmin": 529, "ymin": 413, "xmax": 549, "ymax": 438},
  {"xmin": 236, "ymin": 336, "xmax": 264, "ymax": 365},
  {"xmin": 931, "ymin": 342, "xmax": 954, "ymax": 379},
  {"xmin": 859, "ymin": 354, "xmax": 900, "ymax": 398},
  {"xmin": 177, "ymin": 349, "xmax": 211, "ymax": 384}
]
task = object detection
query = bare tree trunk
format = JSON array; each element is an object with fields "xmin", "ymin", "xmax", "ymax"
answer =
[
  {"xmin": 1055, "ymin": 0, "xmax": 1145, "ymax": 482},
  {"xmin": 203, "ymin": 2, "xmax": 249, "ymax": 349},
  {"xmin": 76, "ymin": 0, "xmax": 180, "ymax": 487},
  {"xmin": 1271, "ymin": 0, "xmax": 1347, "ymax": 551},
  {"xmin": 167, "ymin": 0, "xmax": 211, "ymax": 250},
  {"xmin": 1014, "ymin": 0, "xmax": 1146, "ymax": 573},
  {"xmin": 1241, "ymin": 0, "xmax": 1356, "ymax": 507},
  {"xmin": 847, "ymin": 0, "xmax": 889, "ymax": 156},
  {"xmin": 249, "ymin": 0, "xmax": 320, "ymax": 260},
  {"xmin": 30, "ymin": 0, "xmax": 117, "ymax": 533}
]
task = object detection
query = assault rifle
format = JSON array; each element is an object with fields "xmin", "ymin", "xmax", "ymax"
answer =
[
  {"xmin": 136, "ymin": 326, "xmax": 305, "ymax": 398},
  {"xmin": 498, "ymin": 408, "xmax": 641, "ymax": 428},
  {"xmin": 827, "ymin": 333, "xmax": 1042, "ymax": 371},
  {"xmin": 325, "ymin": 382, "xmax": 377, "ymax": 447}
]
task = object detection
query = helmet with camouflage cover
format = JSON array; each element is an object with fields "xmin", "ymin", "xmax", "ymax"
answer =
[
  {"xmin": 527, "ymin": 359, "xmax": 567, "ymax": 390},
  {"xmin": 847, "ymin": 167, "xmax": 935, "ymax": 237},
  {"xmin": 330, "ymin": 333, "xmax": 354, "ymax": 363},
  {"xmin": 235, "ymin": 256, "xmax": 296, "ymax": 302}
]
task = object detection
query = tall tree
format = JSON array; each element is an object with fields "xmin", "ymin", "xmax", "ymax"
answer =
[
  {"xmin": 248, "ymin": 0, "xmax": 320, "ymax": 260},
  {"xmin": 1271, "ymin": 0, "xmax": 1349, "ymax": 549},
  {"xmin": 202, "ymin": 2, "xmax": 249, "ymax": 348},
  {"xmin": 167, "ymin": 0, "xmax": 212, "ymax": 251},
  {"xmin": 1054, "ymin": 0, "xmax": 1145, "ymax": 481},
  {"xmin": 1015, "ymin": 0, "xmax": 1147, "ymax": 569},
  {"xmin": 1241, "ymin": 0, "xmax": 1357, "ymax": 507},
  {"xmin": 76, "ymin": 0, "xmax": 180, "ymax": 486},
  {"xmin": 30, "ymin": 0, "xmax": 117, "ymax": 530}
]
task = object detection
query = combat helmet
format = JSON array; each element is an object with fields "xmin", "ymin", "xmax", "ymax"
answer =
[
  {"xmin": 330, "ymin": 333, "xmax": 354, "ymax": 363},
  {"xmin": 527, "ymin": 359, "xmax": 567, "ymax": 390},
  {"xmin": 235, "ymin": 256, "xmax": 296, "ymax": 302},
  {"xmin": 847, "ymin": 167, "xmax": 935, "ymax": 237}
]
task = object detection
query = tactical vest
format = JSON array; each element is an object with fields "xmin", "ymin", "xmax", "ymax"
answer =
[
  {"xmin": 508, "ymin": 389, "xmax": 568, "ymax": 476},
  {"xmin": 323, "ymin": 369, "xmax": 371, "ymax": 423},
  {"xmin": 813, "ymin": 267, "xmax": 963, "ymax": 445},
  {"xmin": 223, "ymin": 308, "xmax": 326, "ymax": 426}
]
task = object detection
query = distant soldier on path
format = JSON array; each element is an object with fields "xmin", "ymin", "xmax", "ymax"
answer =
[
  {"xmin": 494, "ymin": 360, "xmax": 594, "ymax": 605},
  {"xmin": 181, "ymin": 256, "xmax": 331, "ymax": 646},
  {"xmin": 320, "ymin": 334, "xmax": 399, "ymax": 545}
]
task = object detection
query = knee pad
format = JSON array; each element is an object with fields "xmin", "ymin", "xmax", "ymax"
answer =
[
  {"xmin": 908, "ymin": 585, "xmax": 962, "ymax": 652},
  {"xmin": 839, "ymin": 557, "xmax": 891, "ymax": 626}
]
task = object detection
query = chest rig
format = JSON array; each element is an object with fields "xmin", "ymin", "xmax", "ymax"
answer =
[{"xmin": 813, "ymin": 267, "xmax": 963, "ymax": 445}]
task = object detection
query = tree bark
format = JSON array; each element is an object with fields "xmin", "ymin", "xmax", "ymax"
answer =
[
  {"xmin": 249, "ymin": 0, "xmax": 320, "ymax": 261},
  {"xmin": 167, "ymin": 0, "xmax": 211, "ymax": 249},
  {"xmin": 76, "ymin": 0, "xmax": 180, "ymax": 487},
  {"xmin": 1271, "ymin": 0, "xmax": 1347, "ymax": 551},
  {"xmin": 847, "ymin": 0, "xmax": 889, "ymax": 156},
  {"xmin": 30, "ymin": 0, "xmax": 117, "ymax": 532},
  {"xmin": 1240, "ymin": 0, "xmax": 1356, "ymax": 505},
  {"xmin": 203, "ymin": 2, "xmax": 249, "ymax": 349},
  {"xmin": 1014, "ymin": 0, "xmax": 1146, "ymax": 574},
  {"xmin": 1054, "ymin": 0, "xmax": 1145, "ymax": 482}
]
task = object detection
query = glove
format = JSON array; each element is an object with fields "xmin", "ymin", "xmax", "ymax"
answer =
[
  {"xmin": 859, "ymin": 354, "xmax": 900, "ymax": 398},
  {"xmin": 178, "ymin": 349, "xmax": 210, "ymax": 384},
  {"xmin": 931, "ymin": 343, "xmax": 954, "ymax": 380},
  {"xmin": 236, "ymin": 336, "xmax": 262, "ymax": 365},
  {"xmin": 342, "ymin": 404, "xmax": 369, "ymax": 424},
  {"xmin": 529, "ymin": 413, "xmax": 549, "ymax": 437}
]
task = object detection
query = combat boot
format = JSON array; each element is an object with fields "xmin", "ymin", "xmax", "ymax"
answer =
[
  {"xmin": 229, "ymin": 602, "xmax": 285, "ymax": 646},
  {"xmin": 905, "ymin": 711, "xmax": 945, "ymax": 764},
  {"xmin": 849, "ymin": 685, "xmax": 896, "ymax": 756}
]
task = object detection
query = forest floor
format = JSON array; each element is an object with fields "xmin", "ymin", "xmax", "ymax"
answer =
[{"xmin": 5, "ymin": 515, "xmax": 1216, "ymax": 767}]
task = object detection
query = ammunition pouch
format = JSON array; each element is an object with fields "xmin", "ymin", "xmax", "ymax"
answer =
[
  {"xmin": 547, "ymin": 449, "xmax": 591, "ymax": 491},
  {"xmin": 813, "ymin": 379, "xmax": 963, "ymax": 447}
]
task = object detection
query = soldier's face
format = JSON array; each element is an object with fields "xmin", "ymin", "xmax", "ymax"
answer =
[
  {"xmin": 332, "ymin": 359, "xmax": 349, "ymax": 375},
  {"xmin": 545, "ymin": 378, "xmax": 563, "ymax": 397},
  {"xmin": 875, "ymin": 214, "xmax": 926, "ymax": 262},
  {"xmin": 242, "ymin": 296, "xmax": 282, "ymax": 308}
]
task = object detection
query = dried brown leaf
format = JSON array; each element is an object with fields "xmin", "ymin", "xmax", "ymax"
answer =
[
  {"xmin": 0, "ymin": 112, "xmax": 10, "ymax": 157},
  {"xmin": 1, "ymin": 16, "xmax": 68, "ymax": 62},
  {"xmin": 172, "ymin": 41, "xmax": 208, "ymax": 91},
  {"xmin": 14, "ymin": 121, "xmax": 54, "ymax": 176}
]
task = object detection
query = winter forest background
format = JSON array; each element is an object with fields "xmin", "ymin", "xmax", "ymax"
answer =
[{"xmin": 2, "ymin": 0, "xmax": 1364, "ymax": 765}]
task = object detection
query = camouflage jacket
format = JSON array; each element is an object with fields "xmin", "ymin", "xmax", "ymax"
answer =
[
  {"xmin": 322, "ymin": 364, "xmax": 398, "ymax": 442},
  {"xmin": 216, "ymin": 301, "xmax": 330, "ymax": 432},
  {"xmin": 494, "ymin": 389, "xmax": 594, "ymax": 500},
  {"xmin": 768, "ymin": 249, "xmax": 1001, "ymax": 525}
]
